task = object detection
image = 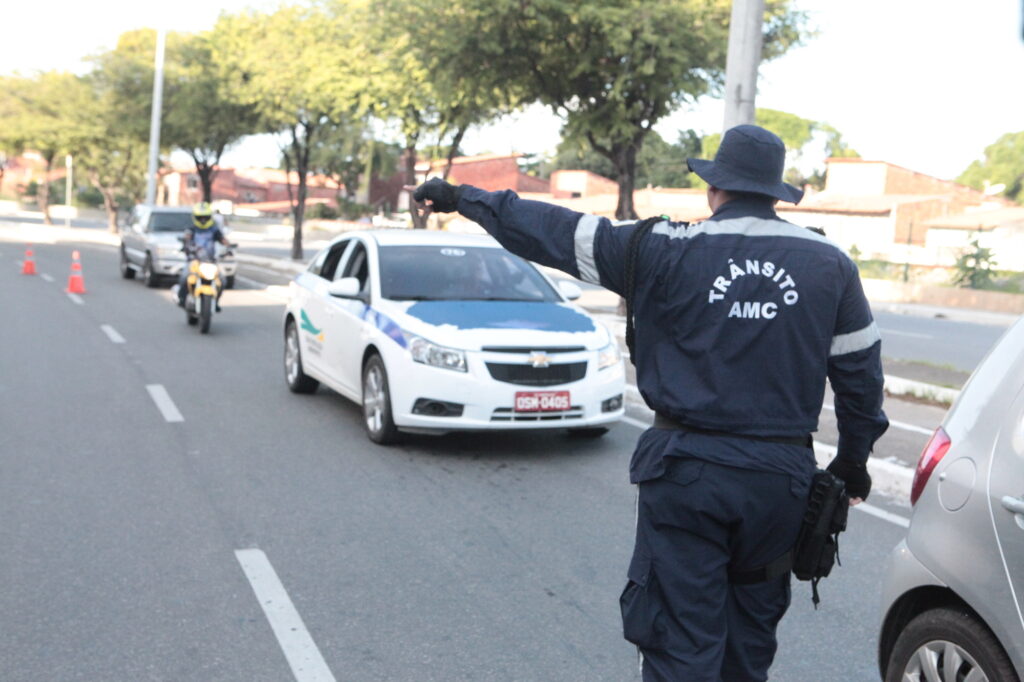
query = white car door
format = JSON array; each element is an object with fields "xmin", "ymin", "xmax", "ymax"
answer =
[
  {"xmin": 322, "ymin": 239, "xmax": 374, "ymax": 396},
  {"xmin": 299, "ymin": 239, "xmax": 353, "ymax": 383}
]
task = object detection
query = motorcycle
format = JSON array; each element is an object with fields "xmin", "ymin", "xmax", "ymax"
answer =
[{"xmin": 181, "ymin": 240, "xmax": 236, "ymax": 334}]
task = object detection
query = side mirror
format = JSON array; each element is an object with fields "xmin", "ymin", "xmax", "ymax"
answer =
[
  {"xmin": 328, "ymin": 277, "xmax": 365, "ymax": 300},
  {"xmin": 558, "ymin": 280, "xmax": 583, "ymax": 301}
]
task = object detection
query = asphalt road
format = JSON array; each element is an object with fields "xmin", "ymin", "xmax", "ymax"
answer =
[{"xmin": 0, "ymin": 236, "xmax": 951, "ymax": 681}]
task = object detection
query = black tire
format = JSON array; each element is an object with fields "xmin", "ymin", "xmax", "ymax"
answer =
[
  {"xmin": 198, "ymin": 295, "xmax": 212, "ymax": 334},
  {"xmin": 568, "ymin": 426, "xmax": 610, "ymax": 438},
  {"xmin": 225, "ymin": 275, "xmax": 235, "ymax": 290},
  {"xmin": 885, "ymin": 607, "xmax": 1019, "ymax": 682},
  {"xmin": 119, "ymin": 247, "xmax": 136, "ymax": 279},
  {"xmin": 142, "ymin": 254, "xmax": 159, "ymax": 288},
  {"xmin": 362, "ymin": 354, "xmax": 400, "ymax": 445},
  {"xmin": 284, "ymin": 320, "xmax": 319, "ymax": 394}
]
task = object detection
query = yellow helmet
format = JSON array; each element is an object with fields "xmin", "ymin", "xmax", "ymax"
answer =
[{"xmin": 192, "ymin": 202, "xmax": 214, "ymax": 229}]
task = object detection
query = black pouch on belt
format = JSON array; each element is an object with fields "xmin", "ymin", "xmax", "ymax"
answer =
[
  {"xmin": 728, "ymin": 468, "xmax": 848, "ymax": 608},
  {"xmin": 791, "ymin": 469, "xmax": 849, "ymax": 607}
]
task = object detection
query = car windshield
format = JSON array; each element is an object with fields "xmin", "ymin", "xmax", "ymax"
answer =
[
  {"xmin": 148, "ymin": 212, "xmax": 222, "ymax": 232},
  {"xmin": 378, "ymin": 245, "xmax": 560, "ymax": 302},
  {"xmin": 148, "ymin": 212, "xmax": 194, "ymax": 232}
]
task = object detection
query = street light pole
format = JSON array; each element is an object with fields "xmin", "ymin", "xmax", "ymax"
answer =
[
  {"xmin": 722, "ymin": 0, "xmax": 765, "ymax": 132},
  {"xmin": 145, "ymin": 27, "xmax": 166, "ymax": 206}
]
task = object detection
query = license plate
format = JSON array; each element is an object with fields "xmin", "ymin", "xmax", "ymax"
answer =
[{"xmin": 514, "ymin": 391, "xmax": 571, "ymax": 412}]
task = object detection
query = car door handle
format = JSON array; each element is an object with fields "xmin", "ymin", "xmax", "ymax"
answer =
[{"xmin": 1001, "ymin": 496, "xmax": 1024, "ymax": 515}]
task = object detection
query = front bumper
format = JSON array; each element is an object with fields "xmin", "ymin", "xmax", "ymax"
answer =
[{"xmin": 388, "ymin": 351, "xmax": 626, "ymax": 432}]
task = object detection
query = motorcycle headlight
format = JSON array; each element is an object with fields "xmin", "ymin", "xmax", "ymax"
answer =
[
  {"xmin": 597, "ymin": 341, "xmax": 621, "ymax": 370},
  {"xmin": 198, "ymin": 263, "xmax": 220, "ymax": 280},
  {"xmin": 408, "ymin": 336, "xmax": 467, "ymax": 372}
]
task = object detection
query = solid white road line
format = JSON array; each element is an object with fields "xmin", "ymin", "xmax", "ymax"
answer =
[
  {"xmin": 40, "ymin": 273, "xmax": 54, "ymax": 282},
  {"xmin": 67, "ymin": 293, "xmax": 84, "ymax": 305},
  {"xmin": 879, "ymin": 328, "xmax": 932, "ymax": 339},
  {"xmin": 819, "ymin": 403, "xmax": 936, "ymax": 436},
  {"xmin": 100, "ymin": 324, "xmax": 126, "ymax": 344},
  {"xmin": 618, "ymin": 415, "xmax": 912, "ymax": 527},
  {"xmin": 145, "ymin": 384, "xmax": 184, "ymax": 423},
  {"xmin": 235, "ymin": 549, "xmax": 337, "ymax": 682}
]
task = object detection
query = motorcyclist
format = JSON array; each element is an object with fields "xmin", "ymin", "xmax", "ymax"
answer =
[{"xmin": 177, "ymin": 202, "xmax": 231, "ymax": 311}]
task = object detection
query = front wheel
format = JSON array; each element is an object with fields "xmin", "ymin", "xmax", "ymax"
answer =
[
  {"xmin": 284, "ymin": 320, "xmax": 319, "ymax": 394},
  {"xmin": 362, "ymin": 354, "xmax": 400, "ymax": 445},
  {"xmin": 119, "ymin": 248, "xmax": 136, "ymax": 279},
  {"xmin": 885, "ymin": 607, "xmax": 1017, "ymax": 682},
  {"xmin": 142, "ymin": 254, "xmax": 159, "ymax": 288},
  {"xmin": 198, "ymin": 295, "xmax": 212, "ymax": 334}
]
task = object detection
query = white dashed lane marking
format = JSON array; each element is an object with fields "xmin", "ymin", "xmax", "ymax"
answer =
[
  {"xmin": 41, "ymin": 273, "xmax": 54, "ymax": 282},
  {"xmin": 67, "ymin": 293, "xmax": 84, "ymax": 305},
  {"xmin": 235, "ymin": 549, "xmax": 337, "ymax": 682},
  {"xmin": 100, "ymin": 325, "xmax": 126, "ymax": 344},
  {"xmin": 146, "ymin": 384, "xmax": 184, "ymax": 423}
]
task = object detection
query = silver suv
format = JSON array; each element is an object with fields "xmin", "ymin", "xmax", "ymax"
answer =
[
  {"xmin": 119, "ymin": 204, "xmax": 237, "ymax": 288},
  {"xmin": 879, "ymin": 316, "xmax": 1024, "ymax": 681}
]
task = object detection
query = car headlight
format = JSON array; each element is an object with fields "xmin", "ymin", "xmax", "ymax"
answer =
[
  {"xmin": 408, "ymin": 336, "xmax": 467, "ymax": 372},
  {"xmin": 597, "ymin": 341, "xmax": 621, "ymax": 370}
]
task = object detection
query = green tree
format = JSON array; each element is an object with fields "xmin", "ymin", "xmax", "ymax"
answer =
[
  {"xmin": 214, "ymin": 3, "xmax": 372, "ymax": 258},
  {"xmin": 952, "ymin": 239, "xmax": 997, "ymax": 289},
  {"xmin": 545, "ymin": 129, "xmax": 702, "ymax": 189},
  {"xmin": 364, "ymin": 0, "xmax": 514, "ymax": 227},
  {"xmin": 420, "ymin": 0, "xmax": 807, "ymax": 219},
  {"xmin": 4, "ymin": 72, "xmax": 83, "ymax": 223},
  {"xmin": 958, "ymin": 131, "xmax": 1024, "ymax": 203}
]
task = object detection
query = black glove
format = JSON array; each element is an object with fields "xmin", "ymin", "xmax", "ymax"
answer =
[
  {"xmin": 413, "ymin": 178, "xmax": 464, "ymax": 213},
  {"xmin": 826, "ymin": 457, "xmax": 871, "ymax": 501}
]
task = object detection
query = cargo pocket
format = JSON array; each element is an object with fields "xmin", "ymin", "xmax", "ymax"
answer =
[{"xmin": 619, "ymin": 554, "xmax": 666, "ymax": 649}]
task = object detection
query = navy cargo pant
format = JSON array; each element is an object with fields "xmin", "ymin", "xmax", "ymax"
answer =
[{"xmin": 620, "ymin": 457, "xmax": 811, "ymax": 681}]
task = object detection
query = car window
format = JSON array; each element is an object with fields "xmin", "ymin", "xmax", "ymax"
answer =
[
  {"xmin": 378, "ymin": 246, "xmax": 559, "ymax": 302},
  {"xmin": 317, "ymin": 241, "xmax": 351, "ymax": 281},
  {"xmin": 340, "ymin": 242, "xmax": 370, "ymax": 291}
]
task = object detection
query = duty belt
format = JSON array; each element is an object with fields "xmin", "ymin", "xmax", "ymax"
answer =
[{"xmin": 653, "ymin": 413, "xmax": 812, "ymax": 448}]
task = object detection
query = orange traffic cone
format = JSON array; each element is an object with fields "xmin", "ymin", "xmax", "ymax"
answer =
[
  {"xmin": 21, "ymin": 245, "xmax": 36, "ymax": 275},
  {"xmin": 66, "ymin": 250, "xmax": 86, "ymax": 294}
]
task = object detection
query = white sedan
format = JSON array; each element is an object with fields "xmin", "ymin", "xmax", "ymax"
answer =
[{"xmin": 282, "ymin": 229, "xmax": 626, "ymax": 443}]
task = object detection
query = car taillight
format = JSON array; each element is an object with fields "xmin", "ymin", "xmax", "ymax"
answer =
[{"xmin": 910, "ymin": 427, "xmax": 952, "ymax": 506}]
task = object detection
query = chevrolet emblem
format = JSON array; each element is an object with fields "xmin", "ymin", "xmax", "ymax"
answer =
[{"xmin": 528, "ymin": 351, "xmax": 552, "ymax": 368}]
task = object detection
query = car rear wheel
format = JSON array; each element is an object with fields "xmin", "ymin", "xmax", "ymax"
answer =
[
  {"xmin": 284, "ymin": 320, "xmax": 318, "ymax": 394},
  {"xmin": 885, "ymin": 607, "xmax": 1017, "ymax": 682},
  {"xmin": 119, "ymin": 248, "xmax": 136, "ymax": 279},
  {"xmin": 362, "ymin": 354, "xmax": 400, "ymax": 445}
]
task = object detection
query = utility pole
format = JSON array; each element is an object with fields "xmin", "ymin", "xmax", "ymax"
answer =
[
  {"xmin": 145, "ymin": 27, "xmax": 166, "ymax": 206},
  {"xmin": 722, "ymin": 0, "xmax": 765, "ymax": 132}
]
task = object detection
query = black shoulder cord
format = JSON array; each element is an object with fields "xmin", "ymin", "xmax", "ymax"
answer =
[{"xmin": 623, "ymin": 216, "xmax": 669, "ymax": 366}]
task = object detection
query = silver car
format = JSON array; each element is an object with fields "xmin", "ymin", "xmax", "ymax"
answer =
[
  {"xmin": 879, "ymin": 316, "xmax": 1024, "ymax": 681},
  {"xmin": 119, "ymin": 204, "xmax": 237, "ymax": 288}
]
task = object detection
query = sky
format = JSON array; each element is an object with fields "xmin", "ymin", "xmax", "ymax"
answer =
[{"xmin": 3, "ymin": 0, "xmax": 1022, "ymax": 182}]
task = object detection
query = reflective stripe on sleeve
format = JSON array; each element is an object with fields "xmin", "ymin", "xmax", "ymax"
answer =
[
  {"xmin": 574, "ymin": 214, "xmax": 601, "ymax": 284},
  {"xmin": 830, "ymin": 322, "xmax": 881, "ymax": 356}
]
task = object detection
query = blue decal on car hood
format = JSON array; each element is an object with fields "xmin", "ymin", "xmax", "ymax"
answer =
[{"xmin": 405, "ymin": 301, "xmax": 595, "ymax": 332}]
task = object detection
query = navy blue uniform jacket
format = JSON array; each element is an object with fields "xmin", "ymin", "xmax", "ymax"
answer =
[{"xmin": 457, "ymin": 187, "xmax": 889, "ymax": 484}]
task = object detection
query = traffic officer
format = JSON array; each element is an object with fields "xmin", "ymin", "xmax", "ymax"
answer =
[{"xmin": 413, "ymin": 124, "xmax": 888, "ymax": 681}]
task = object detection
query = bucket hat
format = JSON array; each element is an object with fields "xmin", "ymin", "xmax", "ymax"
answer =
[{"xmin": 687, "ymin": 125, "xmax": 804, "ymax": 204}]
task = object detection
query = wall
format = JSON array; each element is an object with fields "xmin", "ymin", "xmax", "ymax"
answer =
[{"xmin": 862, "ymin": 278, "xmax": 1024, "ymax": 314}]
